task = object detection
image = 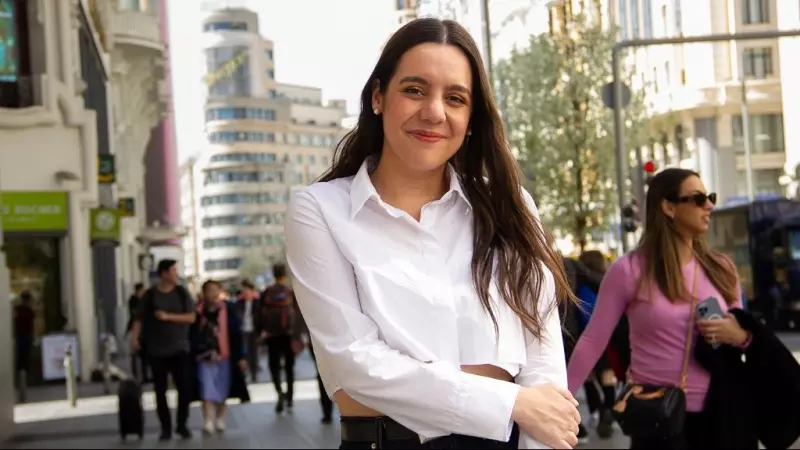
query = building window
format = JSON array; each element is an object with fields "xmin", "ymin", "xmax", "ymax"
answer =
[
  {"xmin": 201, "ymin": 213, "xmax": 285, "ymax": 228},
  {"xmin": 203, "ymin": 21, "xmax": 248, "ymax": 32},
  {"xmin": 201, "ymin": 192, "xmax": 287, "ymax": 206},
  {"xmin": 618, "ymin": 0, "xmax": 629, "ymax": 39},
  {"xmin": 265, "ymin": 49, "xmax": 273, "ymax": 60},
  {"xmin": 208, "ymin": 152, "xmax": 277, "ymax": 163},
  {"xmin": 205, "ymin": 107, "xmax": 276, "ymax": 122},
  {"xmin": 208, "ymin": 131, "xmax": 276, "ymax": 143},
  {"xmin": 742, "ymin": 0, "xmax": 769, "ymax": 24},
  {"xmin": 643, "ymin": 0, "xmax": 653, "ymax": 38},
  {"xmin": 205, "ymin": 46, "xmax": 250, "ymax": 97},
  {"xmin": 735, "ymin": 169, "xmax": 783, "ymax": 196},
  {"xmin": 630, "ymin": 0, "xmax": 640, "ymax": 38},
  {"xmin": 742, "ymin": 47, "xmax": 773, "ymax": 78},
  {"xmin": 732, "ymin": 113, "xmax": 785, "ymax": 154},
  {"xmin": 674, "ymin": 0, "xmax": 682, "ymax": 34},
  {"xmin": 202, "ymin": 169, "xmax": 284, "ymax": 185},
  {"xmin": 0, "ymin": 0, "xmax": 35, "ymax": 108},
  {"xmin": 118, "ymin": 0, "xmax": 158, "ymax": 13},
  {"xmin": 204, "ymin": 258, "xmax": 242, "ymax": 271},
  {"xmin": 267, "ymin": 69, "xmax": 274, "ymax": 79}
]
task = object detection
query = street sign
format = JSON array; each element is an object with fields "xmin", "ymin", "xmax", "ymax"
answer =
[{"xmin": 601, "ymin": 82, "xmax": 632, "ymax": 110}]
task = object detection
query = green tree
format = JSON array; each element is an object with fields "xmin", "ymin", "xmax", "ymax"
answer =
[
  {"xmin": 238, "ymin": 249, "xmax": 270, "ymax": 282},
  {"xmin": 497, "ymin": 12, "xmax": 652, "ymax": 250}
]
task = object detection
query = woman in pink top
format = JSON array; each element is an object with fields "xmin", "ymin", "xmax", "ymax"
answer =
[{"xmin": 567, "ymin": 168, "xmax": 750, "ymax": 449}]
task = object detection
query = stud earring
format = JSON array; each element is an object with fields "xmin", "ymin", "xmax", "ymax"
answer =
[{"xmin": 373, "ymin": 108, "xmax": 380, "ymax": 115}]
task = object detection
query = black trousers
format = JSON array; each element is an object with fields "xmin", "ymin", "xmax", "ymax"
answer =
[
  {"xmin": 629, "ymin": 411, "xmax": 710, "ymax": 449},
  {"xmin": 149, "ymin": 352, "xmax": 191, "ymax": 433},
  {"xmin": 308, "ymin": 342, "xmax": 333, "ymax": 418},
  {"xmin": 243, "ymin": 331, "xmax": 260, "ymax": 381},
  {"xmin": 15, "ymin": 336, "xmax": 33, "ymax": 373},
  {"xmin": 131, "ymin": 350, "xmax": 150, "ymax": 382},
  {"xmin": 340, "ymin": 417, "xmax": 519, "ymax": 449},
  {"xmin": 265, "ymin": 335, "xmax": 295, "ymax": 401}
]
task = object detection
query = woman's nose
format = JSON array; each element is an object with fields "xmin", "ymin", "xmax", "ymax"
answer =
[{"xmin": 419, "ymin": 99, "xmax": 445, "ymax": 123}]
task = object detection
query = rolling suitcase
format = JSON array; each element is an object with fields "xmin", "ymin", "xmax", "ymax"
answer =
[{"xmin": 118, "ymin": 356, "xmax": 144, "ymax": 440}]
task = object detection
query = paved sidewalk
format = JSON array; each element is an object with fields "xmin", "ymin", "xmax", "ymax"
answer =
[
  {"xmin": 11, "ymin": 380, "xmax": 339, "ymax": 449},
  {"xmin": 8, "ymin": 335, "xmax": 800, "ymax": 449}
]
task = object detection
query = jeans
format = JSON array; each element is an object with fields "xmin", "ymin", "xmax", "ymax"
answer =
[
  {"xmin": 149, "ymin": 352, "xmax": 191, "ymax": 433},
  {"xmin": 339, "ymin": 417, "xmax": 519, "ymax": 449},
  {"xmin": 265, "ymin": 335, "xmax": 295, "ymax": 401}
]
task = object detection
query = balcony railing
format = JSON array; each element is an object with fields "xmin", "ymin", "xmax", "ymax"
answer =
[{"xmin": 111, "ymin": 10, "xmax": 163, "ymax": 51}]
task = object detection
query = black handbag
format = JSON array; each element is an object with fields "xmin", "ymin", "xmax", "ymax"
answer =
[{"xmin": 612, "ymin": 262, "xmax": 700, "ymax": 439}]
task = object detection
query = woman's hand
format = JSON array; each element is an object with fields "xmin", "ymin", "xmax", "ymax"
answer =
[
  {"xmin": 238, "ymin": 359, "xmax": 247, "ymax": 372},
  {"xmin": 696, "ymin": 313, "xmax": 748, "ymax": 346},
  {"xmin": 512, "ymin": 384, "xmax": 581, "ymax": 449}
]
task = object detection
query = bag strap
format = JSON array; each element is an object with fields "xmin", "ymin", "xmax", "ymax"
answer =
[
  {"xmin": 679, "ymin": 261, "xmax": 701, "ymax": 391},
  {"xmin": 626, "ymin": 260, "xmax": 701, "ymax": 390}
]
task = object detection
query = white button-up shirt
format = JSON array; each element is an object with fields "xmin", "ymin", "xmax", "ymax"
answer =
[{"xmin": 284, "ymin": 160, "xmax": 567, "ymax": 449}]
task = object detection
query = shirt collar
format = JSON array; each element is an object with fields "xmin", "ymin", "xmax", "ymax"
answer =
[{"xmin": 349, "ymin": 158, "xmax": 471, "ymax": 220}]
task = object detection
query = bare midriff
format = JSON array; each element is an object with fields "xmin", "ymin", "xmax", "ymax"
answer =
[{"xmin": 335, "ymin": 364, "xmax": 514, "ymax": 417}]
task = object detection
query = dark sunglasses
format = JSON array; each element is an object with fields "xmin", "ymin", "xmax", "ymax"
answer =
[{"xmin": 671, "ymin": 192, "xmax": 717, "ymax": 207}]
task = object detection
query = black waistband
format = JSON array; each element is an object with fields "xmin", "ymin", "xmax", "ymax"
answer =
[{"xmin": 340, "ymin": 416, "xmax": 418, "ymax": 443}]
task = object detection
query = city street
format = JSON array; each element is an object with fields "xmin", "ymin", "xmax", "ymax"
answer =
[{"xmin": 8, "ymin": 345, "xmax": 800, "ymax": 449}]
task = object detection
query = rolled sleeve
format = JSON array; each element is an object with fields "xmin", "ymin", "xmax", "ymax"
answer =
[
  {"xmin": 517, "ymin": 188, "xmax": 570, "ymax": 449},
  {"xmin": 458, "ymin": 372, "xmax": 521, "ymax": 442}
]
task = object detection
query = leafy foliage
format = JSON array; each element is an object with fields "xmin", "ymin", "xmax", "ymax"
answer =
[{"xmin": 497, "ymin": 13, "xmax": 652, "ymax": 248}]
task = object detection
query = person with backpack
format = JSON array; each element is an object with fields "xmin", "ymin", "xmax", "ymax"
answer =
[
  {"xmin": 129, "ymin": 259, "xmax": 196, "ymax": 441},
  {"xmin": 256, "ymin": 263, "xmax": 297, "ymax": 414}
]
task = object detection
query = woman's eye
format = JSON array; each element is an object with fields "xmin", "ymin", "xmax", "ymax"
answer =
[
  {"xmin": 404, "ymin": 87, "xmax": 424, "ymax": 95},
  {"xmin": 448, "ymin": 96, "xmax": 466, "ymax": 104}
]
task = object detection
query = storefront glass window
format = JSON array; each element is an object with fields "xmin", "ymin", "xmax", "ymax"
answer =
[{"xmin": 7, "ymin": 236, "xmax": 65, "ymax": 384}]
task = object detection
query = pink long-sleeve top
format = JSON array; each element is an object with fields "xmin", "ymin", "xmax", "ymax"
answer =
[{"xmin": 566, "ymin": 252, "xmax": 742, "ymax": 412}]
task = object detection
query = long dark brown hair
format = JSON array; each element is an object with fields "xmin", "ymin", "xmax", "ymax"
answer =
[
  {"xmin": 638, "ymin": 168, "xmax": 738, "ymax": 305},
  {"xmin": 320, "ymin": 18, "xmax": 573, "ymax": 340}
]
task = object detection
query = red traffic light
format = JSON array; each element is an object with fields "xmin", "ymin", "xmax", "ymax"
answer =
[{"xmin": 643, "ymin": 161, "xmax": 656, "ymax": 173}]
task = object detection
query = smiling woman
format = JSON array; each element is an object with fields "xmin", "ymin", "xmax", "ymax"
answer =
[{"xmin": 285, "ymin": 18, "xmax": 581, "ymax": 450}]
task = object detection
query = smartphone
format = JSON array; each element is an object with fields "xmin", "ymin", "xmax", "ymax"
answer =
[{"xmin": 696, "ymin": 297, "xmax": 725, "ymax": 348}]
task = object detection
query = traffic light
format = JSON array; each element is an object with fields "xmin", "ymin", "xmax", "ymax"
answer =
[
  {"xmin": 643, "ymin": 160, "xmax": 656, "ymax": 186},
  {"xmin": 621, "ymin": 202, "xmax": 638, "ymax": 233}
]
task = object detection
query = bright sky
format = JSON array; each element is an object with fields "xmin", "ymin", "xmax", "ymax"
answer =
[{"xmin": 166, "ymin": 0, "xmax": 397, "ymax": 162}]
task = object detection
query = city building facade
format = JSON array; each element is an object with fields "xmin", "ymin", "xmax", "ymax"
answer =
[
  {"xmin": 181, "ymin": 8, "xmax": 346, "ymax": 286},
  {"xmin": 87, "ymin": 0, "xmax": 172, "ymax": 337},
  {"xmin": 0, "ymin": 3, "xmax": 173, "ymax": 435},
  {"xmin": 611, "ymin": 0, "xmax": 799, "ymax": 204},
  {"xmin": 0, "ymin": 0, "xmax": 111, "ymax": 436}
]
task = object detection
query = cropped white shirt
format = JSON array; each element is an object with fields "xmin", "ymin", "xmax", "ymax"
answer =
[{"xmin": 284, "ymin": 161, "xmax": 567, "ymax": 449}]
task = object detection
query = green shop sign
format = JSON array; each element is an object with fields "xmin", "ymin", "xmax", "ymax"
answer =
[
  {"xmin": 0, "ymin": 192, "xmax": 69, "ymax": 231},
  {"xmin": 90, "ymin": 208, "xmax": 120, "ymax": 243}
]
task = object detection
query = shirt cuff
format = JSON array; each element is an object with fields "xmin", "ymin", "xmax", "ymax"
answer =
[
  {"xmin": 457, "ymin": 373, "xmax": 521, "ymax": 442},
  {"xmin": 736, "ymin": 331, "xmax": 753, "ymax": 349}
]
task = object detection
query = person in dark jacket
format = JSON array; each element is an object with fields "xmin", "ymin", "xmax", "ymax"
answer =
[
  {"xmin": 189, "ymin": 280, "xmax": 250, "ymax": 435},
  {"xmin": 576, "ymin": 250, "xmax": 618, "ymax": 440},
  {"xmin": 560, "ymin": 256, "xmax": 604, "ymax": 444},
  {"xmin": 694, "ymin": 308, "xmax": 800, "ymax": 449},
  {"xmin": 235, "ymin": 280, "xmax": 261, "ymax": 382},
  {"xmin": 291, "ymin": 291, "xmax": 335, "ymax": 423},
  {"xmin": 125, "ymin": 283, "xmax": 149, "ymax": 382},
  {"xmin": 13, "ymin": 291, "xmax": 36, "ymax": 382}
]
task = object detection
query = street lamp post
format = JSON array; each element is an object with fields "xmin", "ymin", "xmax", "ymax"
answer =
[
  {"xmin": 482, "ymin": 0, "xmax": 493, "ymax": 86},
  {"xmin": 612, "ymin": 29, "xmax": 800, "ymax": 252}
]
